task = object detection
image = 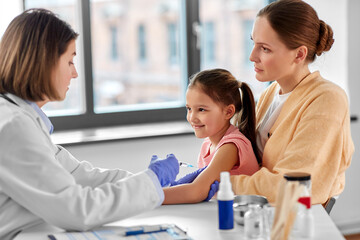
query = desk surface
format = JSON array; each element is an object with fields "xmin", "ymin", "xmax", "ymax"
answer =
[{"xmin": 15, "ymin": 201, "xmax": 344, "ymax": 240}]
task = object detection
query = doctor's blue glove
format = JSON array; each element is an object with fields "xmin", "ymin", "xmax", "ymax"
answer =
[
  {"xmin": 204, "ymin": 180, "xmax": 219, "ymax": 201},
  {"xmin": 148, "ymin": 154, "xmax": 179, "ymax": 187},
  {"xmin": 170, "ymin": 166, "xmax": 207, "ymax": 186}
]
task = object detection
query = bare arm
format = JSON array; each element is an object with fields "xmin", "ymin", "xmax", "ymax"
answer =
[{"xmin": 163, "ymin": 143, "xmax": 238, "ymax": 204}]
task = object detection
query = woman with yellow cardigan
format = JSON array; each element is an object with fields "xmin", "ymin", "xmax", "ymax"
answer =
[{"xmin": 230, "ymin": 0, "xmax": 354, "ymax": 205}]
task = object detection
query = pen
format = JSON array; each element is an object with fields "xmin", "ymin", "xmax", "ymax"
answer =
[
  {"xmin": 124, "ymin": 226, "xmax": 169, "ymax": 236},
  {"xmin": 179, "ymin": 162, "xmax": 195, "ymax": 168}
]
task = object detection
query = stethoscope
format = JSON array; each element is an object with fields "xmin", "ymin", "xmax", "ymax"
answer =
[{"xmin": 0, "ymin": 93, "xmax": 19, "ymax": 106}]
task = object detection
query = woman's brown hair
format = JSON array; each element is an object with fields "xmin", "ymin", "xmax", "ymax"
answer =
[
  {"xmin": 188, "ymin": 69, "xmax": 261, "ymax": 166},
  {"xmin": 0, "ymin": 8, "xmax": 78, "ymax": 101},
  {"xmin": 258, "ymin": 0, "xmax": 334, "ymax": 62}
]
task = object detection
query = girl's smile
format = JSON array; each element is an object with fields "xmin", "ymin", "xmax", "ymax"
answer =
[{"xmin": 186, "ymin": 85, "xmax": 232, "ymax": 145}]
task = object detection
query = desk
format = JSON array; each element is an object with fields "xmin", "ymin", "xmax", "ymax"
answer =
[{"xmin": 15, "ymin": 201, "xmax": 344, "ymax": 240}]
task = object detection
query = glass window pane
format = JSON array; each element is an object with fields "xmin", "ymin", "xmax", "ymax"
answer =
[
  {"xmin": 199, "ymin": 0, "xmax": 268, "ymax": 100},
  {"xmin": 90, "ymin": 0, "xmax": 186, "ymax": 113},
  {"xmin": 0, "ymin": 1, "xmax": 22, "ymax": 38},
  {"xmin": 24, "ymin": 0, "xmax": 85, "ymax": 116}
]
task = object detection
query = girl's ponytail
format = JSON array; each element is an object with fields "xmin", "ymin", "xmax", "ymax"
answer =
[{"xmin": 236, "ymin": 82, "xmax": 261, "ymax": 166}]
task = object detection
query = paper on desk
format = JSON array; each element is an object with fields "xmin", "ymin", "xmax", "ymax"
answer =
[{"xmin": 48, "ymin": 224, "xmax": 192, "ymax": 240}]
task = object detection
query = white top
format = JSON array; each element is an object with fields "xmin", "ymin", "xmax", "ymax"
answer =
[
  {"xmin": 256, "ymin": 89, "xmax": 291, "ymax": 156},
  {"xmin": 0, "ymin": 93, "xmax": 164, "ymax": 240},
  {"xmin": 217, "ymin": 171, "xmax": 234, "ymax": 201}
]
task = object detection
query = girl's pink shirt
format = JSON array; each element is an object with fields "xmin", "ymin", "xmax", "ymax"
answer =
[{"xmin": 197, "ymin": 124, "xmax": 259, "ymax": 176}]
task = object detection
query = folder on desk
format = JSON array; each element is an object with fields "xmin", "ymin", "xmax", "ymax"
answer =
[{"xmin": 48, "ymin": 224, "xmax": 192, "ymax": 240}]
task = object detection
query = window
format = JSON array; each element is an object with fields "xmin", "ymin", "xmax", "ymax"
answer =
[
  {"xmin": 0, "ymin": 1, "xmax": 22, "ymax": 38},
  {"xmin": 18, "ymin": 0, "xmax": 269, "ymax": 131},
  {"xmin": 90, "ymin": 0, "xmax": 186, "ymax": 116}
]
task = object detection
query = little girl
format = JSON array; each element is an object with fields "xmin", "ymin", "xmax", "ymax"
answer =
[{"xmin": 163, "ymin": 68, "xmax": 260, "ymax": 204}]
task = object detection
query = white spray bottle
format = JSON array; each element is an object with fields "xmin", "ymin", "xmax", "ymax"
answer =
[{"xmin": 217, "ymin": 171, "xmax": 234, "ymax": 230}]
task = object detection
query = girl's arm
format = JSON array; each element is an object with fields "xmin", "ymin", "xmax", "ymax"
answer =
[{"xmin": 163, "ymin": 143, "xmax": 238, "ymax": 204}]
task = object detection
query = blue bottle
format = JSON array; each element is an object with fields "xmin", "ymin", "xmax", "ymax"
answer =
[{"xmin": 217, "ymin": 171, "xmax": 234, "ymax": 230}]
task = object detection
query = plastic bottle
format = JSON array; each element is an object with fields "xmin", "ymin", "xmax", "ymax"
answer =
[
  {"xmin": 299, "ymin": 203, "xmax": 314, "ymax": 238},
  {"xmin": 283, "ymin": 172, "xmax": 312, "ymax": 238},
  {"xmin": 244, "ymin": 204, "xmax": 264, "ymax": 239},
  {"xmin": 217, "ymin": 171, "xmax": 234, "ymax": 230}
]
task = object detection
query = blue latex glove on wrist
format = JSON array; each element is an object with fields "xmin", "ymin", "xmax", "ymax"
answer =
[
  {"xmin": 170, "ymin": 166, "xmax": 207, "ymax": 186},
  {"xmin": 148, "ymin": 154, "xmax": 179, "ymax": 187},
  {"xmin": 204, "ymin": 180, "xmax": 219, "ymax": 201}
]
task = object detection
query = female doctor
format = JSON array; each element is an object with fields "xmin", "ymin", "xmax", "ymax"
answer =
[{"xmin": 0, "ymin": 9, "xmax": 179, "ymax": 240}]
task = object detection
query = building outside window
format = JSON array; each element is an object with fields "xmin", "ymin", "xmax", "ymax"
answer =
[
  {"xmin": 110, "ymin": 25, "xmax": 119, "ymax": 61},
  {"xmin": 201, "ymin": 21, "xmax": 216, "ymax": 68},
  {"xmin": 168, "ymin": 22, "xmax": 179, "ymax": 65},
  {"xmin": 138, "ymin": 24, "xmax": 147, "ymax": 62}
]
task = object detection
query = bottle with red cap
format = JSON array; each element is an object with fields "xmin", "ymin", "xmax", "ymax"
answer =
[
  {"xmin": 299, "ymin": 201, "xmax": 314, "ymax": 238},
  {"xmin": 283, "ymin": 172, "xmax": 313, "ymax": 238}
]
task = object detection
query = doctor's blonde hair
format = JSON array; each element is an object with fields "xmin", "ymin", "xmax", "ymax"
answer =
[
  {"xmin": 188, "ymin": 69, "xmax": 261, "ymax": 166},
  {"xmin": 0, "ymin": 8, "xmax": 78, "ymax": 101}
]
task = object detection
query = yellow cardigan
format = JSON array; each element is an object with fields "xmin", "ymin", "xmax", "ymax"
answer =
[{"xmin": 230, "ymin": 71, "xmax": 354, "ymax": 204}]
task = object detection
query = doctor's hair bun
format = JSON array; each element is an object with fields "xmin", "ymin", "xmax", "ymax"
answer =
[{"xmin": 316, "ymin": 20, "xmax": 334, "ymax": 56}]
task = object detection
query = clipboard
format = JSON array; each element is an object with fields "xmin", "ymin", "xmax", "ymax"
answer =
[{"xmin": 48, "ymin": 224, "xmax": 192, "ymax": 240}]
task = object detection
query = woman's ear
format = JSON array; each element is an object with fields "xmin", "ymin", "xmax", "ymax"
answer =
[
  {"xmin": 224, "ymin": 104, "xmax": 236, "ymax": 120},
  {"xmin": 295, "ymin": 45, "xmax": 308, "ymax": 63}
]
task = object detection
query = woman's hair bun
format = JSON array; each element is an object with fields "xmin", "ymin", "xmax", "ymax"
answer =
[{"xmin": 316, "ymin": 20, "xmax": 334, "ymax": 56}]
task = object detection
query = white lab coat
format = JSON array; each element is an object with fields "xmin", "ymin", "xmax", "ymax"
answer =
[{"xmin": 0, "ymin": 94, "xmax": 163, "ymax": 240}]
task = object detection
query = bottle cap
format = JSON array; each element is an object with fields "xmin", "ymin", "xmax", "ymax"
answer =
[
  {"xmin": 218, "ymin": 171, "xmax": 234, "ymax": 200},
  {"xmin": 284, "ymin": 172, "xmax": 311, "ymax": 181},
  {"xmin": 298, "ymin": 196, "xmax": 311, "ymax": 209},
  {"xmin": 220, "ymin": 171, "xmax": 230, "ymax": 183}
]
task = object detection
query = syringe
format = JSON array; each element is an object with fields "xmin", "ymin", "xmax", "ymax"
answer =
[{"xmin": 179, "ymin": 162, "xmax": 195, "ymax": 168}]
